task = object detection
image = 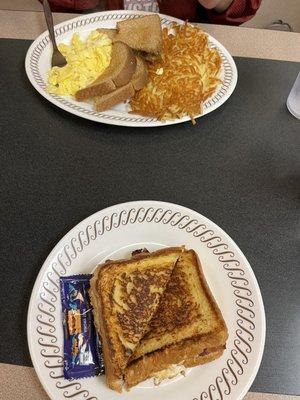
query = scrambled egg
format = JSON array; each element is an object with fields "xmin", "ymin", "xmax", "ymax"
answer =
[{"xmin": 47, "ymin": 30, "xmax": 112, "ymax": 96}]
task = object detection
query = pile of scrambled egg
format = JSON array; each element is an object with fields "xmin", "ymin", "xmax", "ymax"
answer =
[{"xmin": 47, "ymin": 30, "xmax": 112, "ymax": 96}]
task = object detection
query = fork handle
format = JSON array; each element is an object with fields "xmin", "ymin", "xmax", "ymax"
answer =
[{"xmin": 43, "ymin": 0, "xmax": 58, "ymax": 51}]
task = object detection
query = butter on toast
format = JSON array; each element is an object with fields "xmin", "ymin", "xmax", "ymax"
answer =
[
  {"xmin": 124, "ymin": 249, "xmax": 228, "ymax": 388},
  {"xmin": 89, "ymin": 247, "xmax": 183, "ymax": 392}
]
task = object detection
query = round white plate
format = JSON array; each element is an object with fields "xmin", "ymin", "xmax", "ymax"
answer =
[
  {"xmin": 27, "ymin": 200, "xmax": 265, "ymax": 400},
  {"xmin": 25, "ymin": 10, "xmax": 238, "ymax": 127}
]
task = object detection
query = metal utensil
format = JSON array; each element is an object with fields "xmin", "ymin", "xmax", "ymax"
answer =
[{"xmin": 43, "ymin": 0, "xmax": 67, "ymax": 68}]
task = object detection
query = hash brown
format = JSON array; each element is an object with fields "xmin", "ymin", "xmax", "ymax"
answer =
[{"xmin": 130, "ymin": 23, "xmax": 222, "ymax": 123}]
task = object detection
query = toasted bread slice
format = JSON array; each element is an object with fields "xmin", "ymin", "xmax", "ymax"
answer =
[
  {"xmin": 90, "ymin": 247, "xmax": 183, "ymax": 392},
  {"xmin": 124, "ymin": 249, "xmax": 228, "ymax": 388},
  {"xmin": 125, "ymin": 341, "xmax": 225, "ymax": 388},
  {"xmin": 114, "ymin": 15, "xmax": 163, "ymax": 55},
  {"xmin": 93, "ymin": 56, "xmax": 148, "ymax": 111},
  {"xmin": 75, "ymin": 42, "xmax": 136, "ymax": 101},
  {"xmin": 94, "ymin": 82, "xmax": 135, "ymax": 112},
  {"xmin": 97, "ymin": 28, "xmax": 117, "ymax": 40},
  {"xmin": 183, "ymin": 347, "xmax": 224, "ymax": 368},
  {"xmin": 137, "ymin": 51, "xmax": 162, "ymax": 64},
  {"xmin": 151, "ymin": 348, "xmax": 224, "ymax": 385},
  {"xmin": 131, "ymin": 56, "xmax": 148, "ymax": 90},
  {"xmin": 131, "ymin": 250, "xmax": 227, "ymax": 360}
]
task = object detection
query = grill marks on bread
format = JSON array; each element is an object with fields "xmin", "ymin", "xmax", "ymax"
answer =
[
  {"xmin": 89, "ymin": 248, "xmax": 183, "ymax": 391},
  {"xmin": 90, "ymin": 248, "xmax": 227, "ymax": 391},
  {"xmin": 112, "ymin": 266, "xmax": 175, "ymax": 351}
]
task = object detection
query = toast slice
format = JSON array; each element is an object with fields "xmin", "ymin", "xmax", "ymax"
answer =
[
  {"xmin": 131, "ymin": 56, "xmax": 148, "ymax": 90},
  {"xmin": 94, "ymin": 82, "xmax": 135, "ymax": 112},
  {"xmin": 90, "ymin": 247, "xmax": 183, "ymax": 392},
  {"xmin": 114, "ymin": 14, "xmax": 163, "ymax": 55},
  {"xmin": 125, "ymin": 340, "xmax": 226, "ymax": 388},
  {"xmin": 75, "ymin": 42, "xmax": 136, "ymax": 101},
  {"xmin": 97, "ymin": 28, "xmax": 117, "ymax": 40},
  {"xmin": 135, "ymin": 50, "xmax": 162, "ymax": 64},
  {"xmin": 93, "ymin": 56, "xmax": 148, "ymax": 111},
  {"xmin": 124, "ymin": 249, "xmax": 228, "ymax": 388},
  {"xmin": 151, "ymin": 347, "xmax": 224, "ymax": 385}
]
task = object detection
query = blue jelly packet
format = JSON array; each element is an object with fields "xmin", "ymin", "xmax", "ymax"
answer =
[{"xmin": 60, "ymin": 274, "xmax": 105, "ymax": 379}]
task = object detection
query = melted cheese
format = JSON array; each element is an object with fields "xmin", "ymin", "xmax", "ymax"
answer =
[{"xmin": 152, "ymin": 364, "xmax": 186, "ymax": 385}]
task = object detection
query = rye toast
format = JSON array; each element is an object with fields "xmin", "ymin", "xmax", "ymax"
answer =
[{"xmin": 113, "ymin": 15, "xmax": 163, "ymax": 55}]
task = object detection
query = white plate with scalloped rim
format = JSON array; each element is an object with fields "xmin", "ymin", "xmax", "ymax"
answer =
[
  {"xmin": 25, "ymin": 10, "xmax": 237, "ymax": 127},
  {"xmin": 27, "ymin": 200, "xmax": 265, "ymax": 400}
]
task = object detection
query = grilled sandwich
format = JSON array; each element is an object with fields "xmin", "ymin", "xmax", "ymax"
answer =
[
  {"xmin": 90, "ymin": 247, "xmax": 227, "ymax": 391},
  {"xmin": 89, "ymin": 247, "xmax": 183, "ymax": 391},
  {"xmin": 124, "ymin": 249, "xmax": 228, "ymax": 388}
]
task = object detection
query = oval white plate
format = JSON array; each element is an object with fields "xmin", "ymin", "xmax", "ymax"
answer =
[
  {"xmin": 25, "ymin": 10, "xmax": 238, "ymax": 127},
  {"xmin": 27, "ymin": 200, "xmax": 265, "ymax": 400}
]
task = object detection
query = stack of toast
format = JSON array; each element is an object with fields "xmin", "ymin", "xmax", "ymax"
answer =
[
  {"xmin": 75, "ymin": 15, "xmax": 162, "ymax": 111},
  {"xmin": 89, "ymin": 247, "xmax": 228, "ymax": 392}
]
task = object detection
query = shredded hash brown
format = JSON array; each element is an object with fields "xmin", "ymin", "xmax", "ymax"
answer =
[{"xmin": 130, "ymin": 23, "xmax": 222, "ymax": 123}]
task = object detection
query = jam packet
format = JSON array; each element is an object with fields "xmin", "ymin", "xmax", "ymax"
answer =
[{"xmin": 60, "ymin": 274, "xmax": 104, "ymax": 379}]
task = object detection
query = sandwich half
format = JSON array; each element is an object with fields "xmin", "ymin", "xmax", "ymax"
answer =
[
  {"xmin": 124, "ymin": 249, "xmax": 228, "ymax": 389},
  {"xmin": 89, "ymin": 247, "xmax": 183, "ymax": 391}
]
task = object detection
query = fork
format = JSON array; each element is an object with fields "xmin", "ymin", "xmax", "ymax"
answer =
[{"xmin": 43, "ymin": 0, "xmax": 67, "ymax": 68}]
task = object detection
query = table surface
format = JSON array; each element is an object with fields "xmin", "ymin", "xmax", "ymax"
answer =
[{"xmin": 0, "ymin": 10, "xmax": 300, "ymax": 400}]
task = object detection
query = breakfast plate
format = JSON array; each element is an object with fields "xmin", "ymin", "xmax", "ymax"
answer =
[
  {"xmin": 27, "ymin": 200, "xmax": 265, "ymax": 400},
  {"xmin": 25, "ymin": 10, "xmax": 238, "ymax": 127}
]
